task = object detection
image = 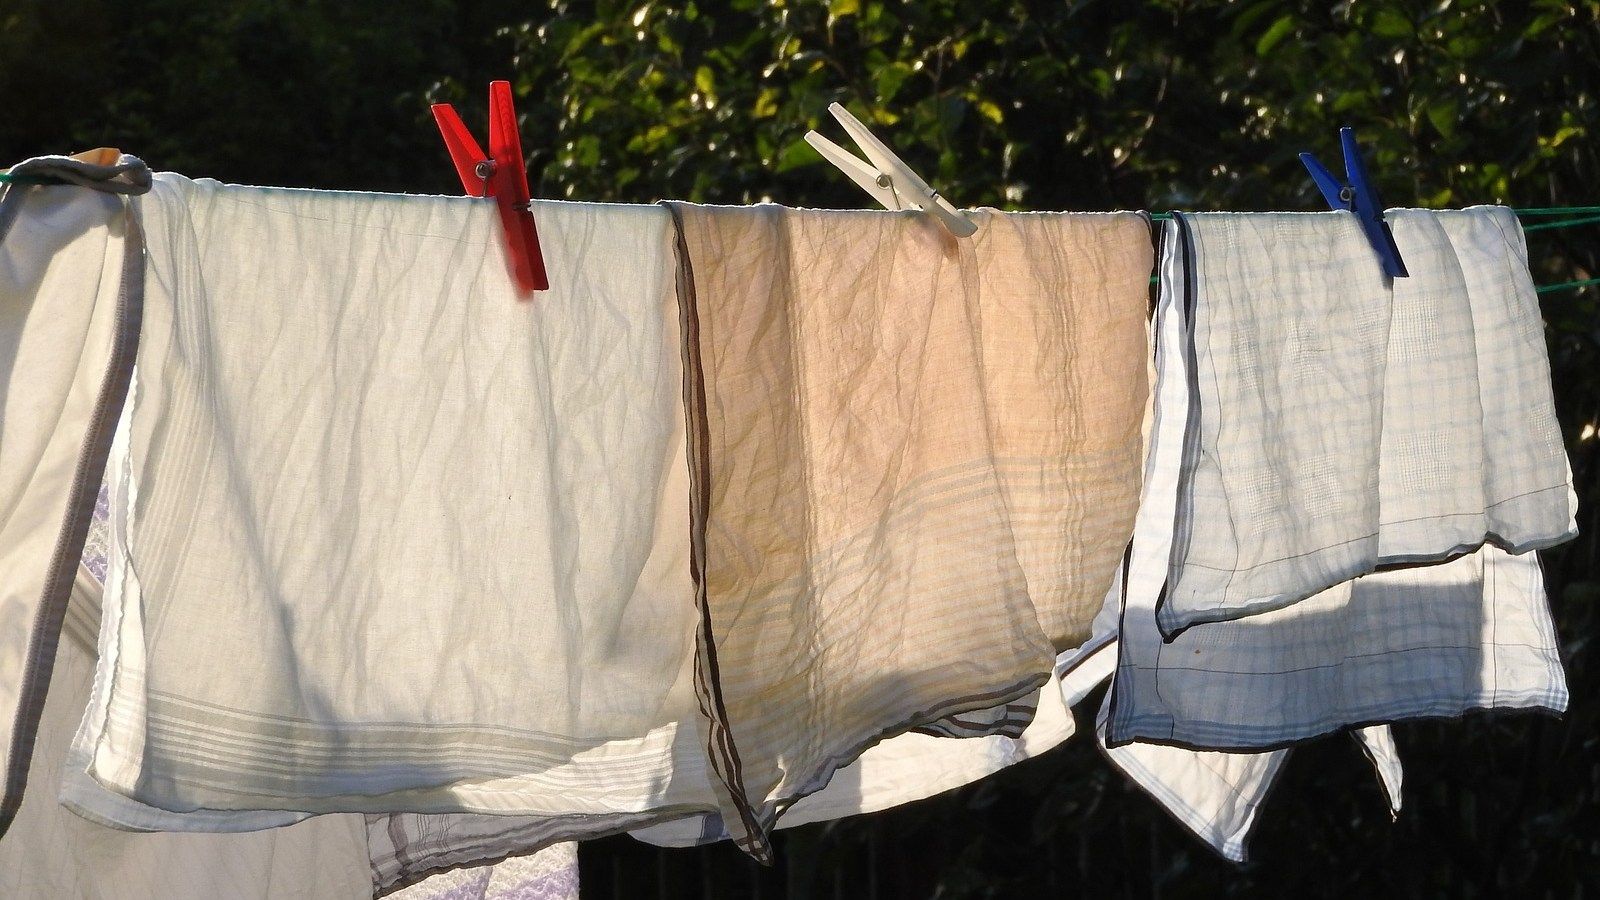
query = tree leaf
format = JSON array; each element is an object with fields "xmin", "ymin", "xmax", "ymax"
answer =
[
  {"xmin": 1255, "ymin": 15, "xmax": 1295, "ymax": 56},
  {"xmin": 753, "ymin": 87, "xmax": 779, "ymax": 118},
  {"xmin": 774, "ymin": 137, "xmax": 820, "ymax": 173},
  {"xmin": 1370, "ymin": 9, "xmax": 1413, "ymax": 39},
  {"xmin": 1427, "ymin": 99, "xmax": 1458, "ymax": 138}
]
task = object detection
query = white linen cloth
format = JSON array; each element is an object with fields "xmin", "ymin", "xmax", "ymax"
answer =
[
  {"xmin": 59, "ymin": 182, "xmax": 1113, "ymax": 883},
  {"xmin": 72, "ymin": 176, "xmax": 717, "ymax": 836},
  {"xmin": 0, "ymin": 494, "xmax": 581, "ymax": 899},
  {"xmin": 0, "ymin": 155, "xmax": 147, "ymax": 838},
  {"xmin": 1159, "ymin": 207, "xmax": 1577, "ymax": 634},
  {"xmin": 1047, "ymin": 260, "xmax": 1403, "ymax": 861},
  {"xmin": 387, "ymin": 842, "xmax": 578, "ymax": 900},
  {"xmin": 1066, "ymin": 607, "xmax": 1403, "ymax": 864},
  {"xmin": 0, "ymin": 562, "xmax": 376, "ymax": 899}
]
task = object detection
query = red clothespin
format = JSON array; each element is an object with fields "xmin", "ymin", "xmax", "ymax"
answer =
[{"xmin": 431, "ymin": 81, "xmax": 549, "ymax": 295}]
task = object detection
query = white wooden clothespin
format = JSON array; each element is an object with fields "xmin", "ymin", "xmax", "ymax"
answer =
[{"xmin": 805, "ymin": 102, "xmax": 977, "ymax": 238}]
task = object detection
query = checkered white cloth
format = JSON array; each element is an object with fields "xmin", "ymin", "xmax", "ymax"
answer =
[
  {"xmin": 1158, "ymin": 207, "xmax": 1576, "ymax": 634},
  {"xmin": 1049, "ymin": 251, "xmax": 1403, "ymax": 861},
  {"xmin": 1058, "ymin": 607, "xmax": 1403, "ymax": 866},
  {"xmin": 1097, "ymin": 704, "xmax": 1402, "ymax": 863},
  {"xmin": 1108, "ymin": 212, "xmax": 1570, "ymax": 751}
]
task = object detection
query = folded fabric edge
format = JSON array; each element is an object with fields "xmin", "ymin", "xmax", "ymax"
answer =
[
  {"xmin": 0, "ymin": 159, "xmax": 149, "ymax": 839},
  {"xmin": 1153, "ymin": 524, "xmax": 1580, "ymax": 640},
  {"xmin": 1102, "ymin": 702, "xmax": 1568, "ymax": 755}
]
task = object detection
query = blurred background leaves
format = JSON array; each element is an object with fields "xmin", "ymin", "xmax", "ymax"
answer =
[{"xmin": 3, "ymin": 0, "xmax": 1597, "ymax": 894}]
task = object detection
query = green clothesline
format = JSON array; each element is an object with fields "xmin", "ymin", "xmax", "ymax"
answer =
[
  {"xmin": 1524, "ymin": 213, "xmax": 1600, "ymax": 233},
  {"xmin": 1509, "ymin": 206, "xmax": 1600, "ymax": 216},
  {"xmin": 1538, "ymin": 276, "xmax": 1600, "ymax": 295},
  {"xmin": 1148, "ymin": 207, "xmax": 1600, "ymax": 226}
]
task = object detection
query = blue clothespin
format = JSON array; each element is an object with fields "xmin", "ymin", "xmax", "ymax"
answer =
[{"xmin": 1298, "ymin": 127, "xmax": 1408, "ymax": 278}]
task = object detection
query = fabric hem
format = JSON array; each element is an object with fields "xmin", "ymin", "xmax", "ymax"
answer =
[
  {"xmin": 1103, "ymin": 702, "xmax": 1566, "ymax": 754},
  {"xmin": 0, "ymin": 189, "xmax": 145, "ymax": 838}
]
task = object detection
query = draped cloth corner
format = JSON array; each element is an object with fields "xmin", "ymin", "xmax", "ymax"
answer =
[{"xmin": 0, "ymin": 152, "xmax": 149, "ymax": 839}]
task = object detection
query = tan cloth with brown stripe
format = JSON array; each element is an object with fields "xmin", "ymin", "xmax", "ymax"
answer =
[{"xmin": 666, "ymin": 203, "xmax": 1150, "ymax": 858}]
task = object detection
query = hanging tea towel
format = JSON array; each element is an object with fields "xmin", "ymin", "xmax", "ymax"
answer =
[
  {"xmin": 1158, "ymin": 207, "xmax": 1576, "ymax": 634},
  {"xmin": 73, "ymin": 176, "xmax": 717, "ymax": 841},
  {"xmin": 663, "ymin": 203, "xmax": 1152, "ymax": 859}
]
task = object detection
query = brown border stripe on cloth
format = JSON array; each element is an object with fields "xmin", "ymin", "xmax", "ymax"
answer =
[{"xmin": 662, "ymin": 201, "xmax": 1151, "ymax": 860}]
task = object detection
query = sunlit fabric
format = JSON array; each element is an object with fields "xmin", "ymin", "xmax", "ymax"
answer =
[
  {"xmin": 1157, "ymin": 208, "xmax": 1577, "ymax": 634},
  {"xmin": 72, "ymin": 177, "xmax": 714, "ymax": 845},
  {"xmin": 662, "ymin": 203, "xmax": 1152, "ymax": 859}
]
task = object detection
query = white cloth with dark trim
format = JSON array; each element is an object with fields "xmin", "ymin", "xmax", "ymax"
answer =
[
  {"xmin": 0, "ymin": 559, "xmax": 376, "ymax": 900},
  {"xmin": 0, "ymin": 154, "xmax": 147, "ymax": 840},
  {"xmin": 6, "ymin": 502, "xmax": 582, "ymax": 900},
  {"xmin": 1157, "ymin": 207, "xmax": 1576, "ymax": 634},
  {"xmin": 1047, "ymin": 253, "xmax": 1403, "ymax": 862},
  {"xmin": 629, "ymin": 657, "xmax": 1078, "ymax": 848}
]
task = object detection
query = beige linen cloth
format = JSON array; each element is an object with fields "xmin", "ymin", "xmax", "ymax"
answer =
[{"xmin": 664, "ymin": 203, "xmax": 1150, "ymax": 858}]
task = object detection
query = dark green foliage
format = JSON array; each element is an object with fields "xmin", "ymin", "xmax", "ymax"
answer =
[{"xmin": 3, "ymin": 1, "xmax": 1597, "ymax": 894}]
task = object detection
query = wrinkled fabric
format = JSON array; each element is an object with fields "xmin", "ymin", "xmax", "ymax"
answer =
[
  {"xmin": 1076, "ymin": 215, "xmax": 1567, "ymax": 861},
  {"xmin": 1159, "ymin": 207, "xmax": 1576, "ymax": 634},
  {"xmin": 73, "ymin": 176, "xmax": 717, "ymax": 841},
  {"xmin": 666, "ymin": 203, "xmax": 1151, "ymax": 858},
  {"xmin": 629, "ymin": 660, "xmax": 1077, "ymax": 848},
  {"xmin": 1, "ymin": 152, "xmax": 151, "ymax": 197},
  {"xmin": 0, "ymin": 563, "xmax": 375, "ymax": 900},
  {"xmin": 387, "ymin": 842, "xmax": 578, "ymax": 900},
  {"xmin": 1051, "ymin": 257, "xmax": 1403, "ymax": 862},
  {"xmin": 1095, "ymin": 705, "xmax": 1402, "ymax": 864},
  {"xmin": 0, "ymin": 155, "xmax": 147, "ymax": 838},
  {"xmin": 1112, "ymin": 213, "xmax": 1570, "ymax": 749},
  {"xmin": 68, "ymin": 384, "xmax": 629, "ymax": 900},
  {"xmin": 0, "ymin": 496, "xmax": 582, "ymax": 900}
]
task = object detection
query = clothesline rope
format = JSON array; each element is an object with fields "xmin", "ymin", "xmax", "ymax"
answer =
[
  {"xmin": 1538, "ymin": 276, "xmax": 1600, "ymax": 295},
  {"xmin": 1150, "ymin": 207, "xmax": 1600, "ymax": 224},
  {"xmin": 1139, "ymin": 269, "xmax": 1600, "ymax": 291},
  {"xmin": 1512, "ymin": 206, "xmax": 1600, "ymax": 216},
  {"xmin": 1524, "ymin": 214, "xmax": 1600, "ymax": 233},
  {"xmin": 1143, "ymin": 207, "xmax": 1599, "ymax": 293},
  {"xmin": 7, "ymin": 170, "xmax": 1595, "ymax": 292}
]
